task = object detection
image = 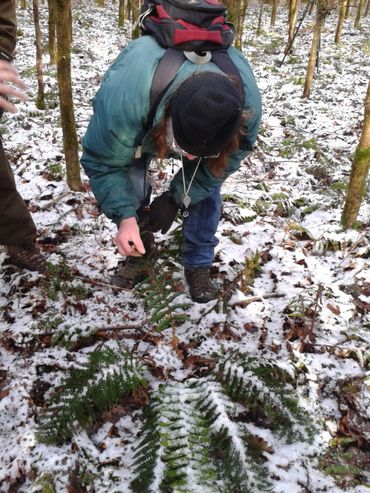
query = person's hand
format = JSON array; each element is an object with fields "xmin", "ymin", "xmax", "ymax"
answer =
[
  {"xmin": 115, "ymin": 217, "xmax": 146, "ymax": 257},
  {"xmin": 147, "ymin": 191, "xmax": 179, "ymax": 234},
  {"xmin": 0, "ymin": 60, "xmax": 27, "ymax": 113}
]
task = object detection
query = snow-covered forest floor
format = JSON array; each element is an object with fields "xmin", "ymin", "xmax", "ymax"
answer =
[{"xmin": 0, "ymin": 1, "xmax": 369, "ymax": 492}]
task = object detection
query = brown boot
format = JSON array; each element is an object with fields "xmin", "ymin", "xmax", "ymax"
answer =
[
  {"xmin": 111, "ymin": 231, "xmax": 156, "ymax": 289},
  {"xmin": 6, "ymin": 243, "xmax": 46, "ymax": 273},
  {"xmin": 184, "ymin": 267, "xmax": 218, "ymax": 303}
]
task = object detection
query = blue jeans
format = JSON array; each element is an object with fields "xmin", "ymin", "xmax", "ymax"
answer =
[
  {"xmin": 130, "ymin": 157, "xmax": 221, "ymax": 269},
  {"xmin": 182, "ymin": 186, "xmax": 221, "ymax": 268}
]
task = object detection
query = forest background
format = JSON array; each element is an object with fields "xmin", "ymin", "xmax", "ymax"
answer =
[{"xmin": 0, "ymin": 0, "xmax": 369, "ymax": 492}]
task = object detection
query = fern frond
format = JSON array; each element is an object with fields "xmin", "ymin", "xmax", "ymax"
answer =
[
  {"xmin": 217, "ymin": 354, "xmax": 315, "ymax": 443},
  {"xmin": 132, "ymin": 381, "xmax": 222, "ymax": 493},
  {"xmin": 197, "ymin": 379, "xmax": 273, "ymax": 493},
  {"xmin": 37, "ymin": 346, "xmax": 146, "ymax": 445},
  {"xmin": 222, "ymin": 204, "xmax": 257, "ymax": 225},
  {"xmin": 131, "ymin": 379, "xmax": 273, "ymax": 493},
  {"xmin": 134, "ymin": 263, "xmax": 191, "ymax": 331}
]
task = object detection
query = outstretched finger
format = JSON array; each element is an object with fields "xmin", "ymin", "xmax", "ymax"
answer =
[
  {"xmin": 0, "ymin": 95, "xmax": 18, "ymax": 113},
  {"xmin": 0, "ymin": 82, "xmax": 27, "ymax": 100},
  {"xmin": 0, "ymin": 68, "xmax": 27, "ymax": 90}
]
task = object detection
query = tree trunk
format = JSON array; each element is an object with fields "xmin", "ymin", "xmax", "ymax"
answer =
[
  {"xmin": 236, "ymin": 0, "xmax": 248, "ymax": 49},
  {"xmin": 55, "ymin": 0, "xmax": 82, "ymax": 191},
  {"xmin": 32, "ymin": 0, "xmax": 45, "ymax": 110},
  {"xmin": 47, "ymin": 0, "xmax": 57, "ymax": 64},
  {"xmin": 335, "ymin": 0, "xmax": 348, "ymax": 43},
  {"xmin": 342, "ymin": 82, "xmax": 370, "ymax": 228},
  {"xmin": 271, "ymin": 0, "xmax": 279, "ymax": 27},
  {"xmin": 354, "ymin": 0, "xmax": 365, "ymax": 27},
  {"xmin": 118, "ymin": 0, "xmax": 125, "ymax": 26},
  {"xmin": 287, "ymin": 0, "xmax": 300, "ymax": 46},
  {"xmin": 303, "ymin": 0, "xmax": 326, "ymax": 98},
  {"xmin": 256, "ymin": 0, "xmax": 264, "ymax": 35},
  {"xmin": 345, "ymin": 0, "xmax": 351, "ymax": 18},
  {"xmin": 364, "ymin": 0, "xmax": 370, "ymax": 17},
  {"xmin": 126, "ymin": 0, "xmax": 132, "ymax": 20},
  {"xmin": 131, "ymin": 0, "xmax": 141, "ymax": 38}
]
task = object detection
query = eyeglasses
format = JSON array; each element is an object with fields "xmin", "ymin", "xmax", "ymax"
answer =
[{"xmin": 170, "ymin": 138, "xmax": 220, "ymax": 159}]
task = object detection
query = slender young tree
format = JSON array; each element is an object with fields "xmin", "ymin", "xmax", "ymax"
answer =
[
  {"xmin": 364, "ymin": 0, "xmax": 370, "ymax": 17},
  {"xmin": 287, "ymin": 0, "xmax": 300, "ymax": 47},
  {"xmin": 256, "ymin": 0, "xmax": 264, "ymax": 35},
  {"xmin": 271, "ymin": 0, "xmax": 279, "ymax": 27},
  {"xmin": 342, "ymin": 82, "xmax": 370, "ymax": 228},
  {"xmin": 335, "ymin": 0, "xmax": 348, "ymax": 43},
  {"xmin": 55, "ymin": 0, "xmax": 82, "ymax": 191},
  {"xmin": 235, "ymin": 0, "xmax": 248, "ymax": 49},
  {"xmin": 303, "ymin": 0, "xmax": 327, "ymax": 98},
  {"xmin": 354, "ymin": 0, "xmax": 366, "ymax": 27},
  {"xmin": 131, "ymin": 0, "xmax": 141, "ymax": 38},
  {"xmin": 345, "ymin": 0, "xmax": 351, "ymax": 18},
  {"xmin": 32, "ymin": 0, "xmax": 45, "ymax": 109},
  {"xmin": 47, "ymin": 0, "xmax": 57, "ymax": 64},
  {"xmin": 118, "ymin": 0, "xmax": 125, "ymax": 27}
]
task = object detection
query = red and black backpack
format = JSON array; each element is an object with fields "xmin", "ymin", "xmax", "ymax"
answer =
[{"xmin": 138, "ymin": 0, "xmax": 243, "ymax": 128}]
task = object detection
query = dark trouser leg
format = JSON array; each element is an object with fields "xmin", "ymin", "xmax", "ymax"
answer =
[
  {"xmin": 182, "ymin": 187, "xmax": 222, "ymax": 303},
  {"xmin": 0, "ymin": 138, "xmax": 37, "ymax": 245},
  {"xmin": 182, "ymin": 186, "xmax": 222, "ymax": 268}
]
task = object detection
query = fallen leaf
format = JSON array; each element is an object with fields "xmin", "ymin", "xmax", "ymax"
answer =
[
  {"xmin": 327, "ymin": 303, "xmax": 341, "ymax": 315},
  {"xmin": 0, "ymin": 389, "xmax": 9, "ymax": 400}
]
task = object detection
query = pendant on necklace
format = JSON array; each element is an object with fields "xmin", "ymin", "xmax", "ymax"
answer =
[{"xmin": 182, "ymin": 194, "xmax": 191, "ymax": 208}]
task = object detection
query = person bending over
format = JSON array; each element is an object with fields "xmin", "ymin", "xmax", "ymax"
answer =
[{"xmin": 81, "ymin": 35, "xmax": 262, "ymax": 303}]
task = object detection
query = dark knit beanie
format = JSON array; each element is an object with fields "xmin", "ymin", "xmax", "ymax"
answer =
[{"xmin": 171, "ymin": 72, "xmax": 242, "ymax": 157}]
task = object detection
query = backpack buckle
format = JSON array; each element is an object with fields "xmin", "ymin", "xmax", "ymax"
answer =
[
  {"xmin": 184, "ymin": 51, "xmax": 211, "ymax": 64},
  {"xmin": 138, "ymin": 4, "xmax": 154, "ymax": 31}
]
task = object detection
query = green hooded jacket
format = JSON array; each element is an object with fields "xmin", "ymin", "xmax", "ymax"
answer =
[{"xmin": 81, "ymin": 35, "xmax": 262, "ymax": 225}]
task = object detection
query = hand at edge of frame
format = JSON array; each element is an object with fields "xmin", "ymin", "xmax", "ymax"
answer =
[
  {"xmin": 0, "ymin": 60, "xmax": 28, "ymax": 113},
  {"xmin": 115, "ymin": 217, "xmax": 146, "ymax": 257}
]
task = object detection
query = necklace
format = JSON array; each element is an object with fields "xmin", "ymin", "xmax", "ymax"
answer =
[{"xmin": 181, "ymin": 155, "xmax": 202, "ymax": 217}]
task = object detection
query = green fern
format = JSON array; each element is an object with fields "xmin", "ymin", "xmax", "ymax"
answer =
[
  {"xmin": 37, "ymin": 346, "xmax": 146, "ymax": 445},
  {"xmin": 33, "ymin": 472, "xmax": 56, "ymax": 493},
  {"xmin": 284, "ymin": 285, "xmax": 323, "ymax": 319},
  {"xmin": 217, "ymin": 353, "xmax": 315, "ymax": 443},
  {"xmin": 134, "ymin": 262, "xmax": 192, "ymax": 331},
  {"xmin": 131, "ymin": 379, "xmax": 273, "ymax": 493}
]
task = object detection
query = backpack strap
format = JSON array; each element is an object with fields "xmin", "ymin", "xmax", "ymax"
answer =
[
  {"xmin": 211, "ymin": 50, "xmax": 244, "ymax": 97},
  {"xmin": 147, "ymin": 47, "xmax": 186, "ymax": 129},
  {"xmin": 146, "ymin": 47, "xmax": 244, "ymax": 130}
]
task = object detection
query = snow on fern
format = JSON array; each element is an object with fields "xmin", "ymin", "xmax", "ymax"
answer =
[
  {"xmin": 217, "ymin": 354, "xmax": 316, "ymax": 443},
  {"xmin": 37, "ymin": 346, "xmax": 146, "ymax": 445}
]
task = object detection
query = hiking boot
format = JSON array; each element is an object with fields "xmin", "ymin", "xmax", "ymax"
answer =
[
  {"xmin": 6, "ymin": 243, "xmax": 46, "ymax": 273},
  {"xmin": 184, "ymin": 267, "xmax": 218, "ymax": 303},
  {"xmin": 111, "ymin": 232, "xmax": 155, "ymax": 289}
]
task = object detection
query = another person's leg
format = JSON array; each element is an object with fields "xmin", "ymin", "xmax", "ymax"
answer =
[
  {"xmin": 182, "ymin": 187, "xmax": 221, "ymax": 303},
  {"xmin": 0, "ymin": 138, "xmax": 45, "ymax": 271}
]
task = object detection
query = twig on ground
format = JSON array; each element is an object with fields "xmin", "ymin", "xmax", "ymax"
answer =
[
  {"xmin": 95, "ymin": 320, "xmax": 150, "ymax": 332},
  {"xmin": 40, "ymin": 191, "xmax": 71, "ymax": 211},
  {"xmin": 73, "ymin": 274, "xmax": 129, "ymax": 292},
  {"xmin": 229, "ymin": 292, "xmax": 285, "ymax": 308}
]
